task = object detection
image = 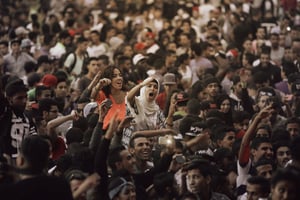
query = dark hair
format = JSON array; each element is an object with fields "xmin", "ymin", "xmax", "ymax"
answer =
[
  {"xmin": 250, "ymin": 137, "xmax": 271, "ymax": 150},
  {"xmin": 101, "ymin": 66, "xmax": 125, "ymax": 97},
  {"xmin": 253, "ymin": 158, "xmax": 274, "ymax": 173},
  {"xmin": 86, "ymin": 57, "xmax": 98, "ymax": 66},
  {"xmin": 212, "ymin": 126, "xmax": 235, "ymax": 143},
  {"xmin": 38, "ymin": 98, "xmax": 58, "ymax": 113},
  {"xmin": 35, "ymin": 85, "xmax": 51, "ymax": 100},
  {"xmin": 65, "ymin": 127, "xmax": 84, "ymax": 145},
  {"xmin": 290, "ymin": 136, "xmax": 300, "ymax": 160},
  {"xmin": 153, "ymin": 172, "xmax": 175, "ymax": 197},
  {"xmin": 271, "ymin": 168, "xmax": 300, "ymax": 190},
  {"xmin": 5, "ymin": 79, "xmax": 28, "ymax": 97},
  {"xmin": 108, "ymin": 146, "xmax": 126, "ymax": 172},
  {"xmin": 129, "ymin": 134, "xmax": 147, "ymax": 148},
  {"xmin": 185, "ymin": 159, "xmax": 212, "ymax": 178},
  {"xmin": 19, "ymin": 135, "xmax": 50, "ymax": 173},
  {"xmin": 286, "ymin": 117, "xmax": 300, "ymax": 126},
  {"xmin": 247, "ymin": 176, "xmax": 270, "ymax": 194}
]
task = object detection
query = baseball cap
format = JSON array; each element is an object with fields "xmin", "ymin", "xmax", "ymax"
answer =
[
  {"xmin": 15, "ymin": 26, "xmax": 29, "ymax": 36},
  {"xmin": 40, "ymin": 74, "xmax": 58, "ymax": 87},
  {"xmin": 162, "ymin": 73, "xmax": 176, "ymax": 85},
  {"xmin": 132, "ymin": 54, "xmax": 146, "ymax": 65},
  {"xmin": 108, "ymin": 177, "xmax": 135, "ymax": 199},
  {"xmin": 185, "ymin": 121, "xmax": 208, "ymax": 137},
  {"xmin": 83, "ymin": 102, "xmax": 98, "ymax": 118},
  {"xmin": 20, "ymin": 38, "xmax": 32, "ymax": 48}
]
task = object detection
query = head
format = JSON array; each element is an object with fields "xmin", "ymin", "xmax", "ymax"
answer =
[
  {"xmin": 273, "ymin": 141, "xmax": 291, "ymax": 168},
  {"xmin": 253, "ymin": 158, "xmax": 274, "ymax": 181},
  {"xmin": 86, "ymin": 57, "xmax": 100, "ymax": 76},
  {"xmin": 216, "ymin": 94, "xmax": 231, "ymax": 113},
  {"xmin": 102, "ymin": 66, "xmax": 124, "ymax": 96},
  {"xmin": 232, "ymin": 111, "xmax": 251, "ymax": 132},
  {"xmin": 271, "ymin": 168, "xmax": 300, "ymax": 200},
  {"xmin": 246, "ymin": 176, "xmax": 270, "ymax": 200},
  {"xmin": 153, "ymin": 172, "xmax": 178, "ymax": 199},
  {"xmin": 255, "ymin": 87, "xmax": 276, "ymax": 111},
  {"xmin": 285, "ymin": 117, "xmax": 300, "ymax": 139},
  {"xmin": 108, "ymin": 177, "xmax": 136, "ymax": 200},
  {"xmin": 54, "ymin": 72, "xmax": 69, "ymax": 98},
  {"xmin": 35, "ymin": 85, "xmax": 52, "ymax": 101},
  {"xmin": 203, "ymin": 76, "xmax": 220, "ymax": 100},
  {"xmin": 213, "ymin": 126, "xmax": 236, "ymax": 150},
  {"xmin": 16, "ymin": 135, "xmax": 50, "ymax": 174},
  {"xmin": 185, "ymin": 160, "xmax": 212, "ymax": 196},
  {"xmin": 5, "ymin": 79, "xmax": 28, "ymax": 113},
  {"xmin": 38, "ymin": 98, "xmax": 59, "ymax": 122},
  {"xmin": 108, "ymin": 146, "xmax": 137, "ymax": 174},
  {"xmin": 129, "ymin": 134, "xmax": 151, "ymax": 162},
  {"xmin": 140, "ymin": 78, "xmax": 159, "ymax": 103},
  {"xmin": 65, "ymin": 169, "xmax": 87, "ymax": 197},
  {"xmin": 251, "ymin": 137, "xmax": 273, "ymax": 162}
]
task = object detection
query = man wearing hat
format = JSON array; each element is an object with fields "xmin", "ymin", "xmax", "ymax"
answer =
[
  {"xmin": 3, "ymin": 38, "xmax": 36, "ymax": 78},
  {"xmin": 156, "ymin": 73, "xmax": 177, "ymax": 110}
]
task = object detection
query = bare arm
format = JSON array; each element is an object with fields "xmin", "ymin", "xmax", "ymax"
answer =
[
  {"xmin": 47, "ymin": 110, "xmax": 78, "ymax": 132},
  {"xmin": 238, "ymin": 105, "xmax": 272, "ymax": 166},
  {"xmin": 132, "ymin": 128, "xmax": 177, "ymax": 138}
]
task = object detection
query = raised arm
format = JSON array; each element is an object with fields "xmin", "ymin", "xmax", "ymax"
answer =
[
  {"xmin": 238, "ymin": 105, "xmax": 272, "ymax": 166},
  {"xmin": 126, "ymin": 76, "xmax": 154, "ymax": 107}
]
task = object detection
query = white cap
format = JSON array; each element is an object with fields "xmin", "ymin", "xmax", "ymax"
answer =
[
  {"xmin": 83, "ymin": 102, "xmax": 98, "ymax": 118},
  {"xmin": 15, "ymin": 26, "xmax": 29, "ymax": 35},
  {"xmin": 132, "ymin": 54, "xmax": 146, "ymax": 65}
]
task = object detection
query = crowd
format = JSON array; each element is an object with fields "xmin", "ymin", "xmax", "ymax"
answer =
[{"xmin": 1, "ymin": 0, "xmax": 300, "ymax": 199}]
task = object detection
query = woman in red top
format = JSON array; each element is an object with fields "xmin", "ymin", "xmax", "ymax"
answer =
[{"xmin": 96, "ymin": 66, "xmax": 127, "ymax": 130}]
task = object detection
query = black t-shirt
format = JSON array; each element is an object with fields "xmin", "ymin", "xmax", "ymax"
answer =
[{"xmin": 0, "ymin": 175, "xmax": 73, "ymax": 200}]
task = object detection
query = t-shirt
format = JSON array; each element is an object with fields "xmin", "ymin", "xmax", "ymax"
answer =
[{"xmin": 0, "ymin": 175, "xmax": 73, "ymax": 200}]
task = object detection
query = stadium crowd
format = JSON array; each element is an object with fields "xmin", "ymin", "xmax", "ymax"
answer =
[{"xmin": 0, "ymin": 0, "xmax": 300, "ymax": 199}]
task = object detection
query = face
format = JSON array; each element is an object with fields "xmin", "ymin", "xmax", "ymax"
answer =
[
  {"xmin": 205, "ymin": 83, "xmax": 219, "ymax": 98},
  {"xmin": 0, "ymin": 44, "xmax": 8, "ymax": 55},
  {"xmin": 116, "ymin": 184, "xmax": 136, "ymax": 200},
  {"xmin": 260, "ymin": 54, "xmax": 270, "ymax": 67},
  {"xmin": 9, "ymin": 91, "xmax": 27, "ymax": 112},
  {"xmin": 234, "ymin": 119, "xmax": 250, "ymax": 132},
  {"xmin": 123, "ymin": 46, "xmax": 133, "ymax": 58},
  {"xmin": 39, "ymin": 89, "xmax": 52, "ymax": 100},
  {"xmin": 256, "ymin": 28, "xmax": 266, "ymax": 39},
  {"xmin": 252, "ymin": 142, "xmax": 273, "ymax": 162},
  {"xmin": 11, "ymin": 42, "xmax": 20, "ymax": 53},
  {"xmin": 88, "ymin": 60, "xmax": 100, "ymax": 75},
  {"xmin": 246, "ymin": 183, "xmax": 265, "ymax": 200},
  {"xmin": 131, "ymin": 137, "xmax": 151, "ymax": 161},
  {"xmin": 90, "ymin": 33, "xmax": 99, "ymax": 43},
  {"xmin": 270, "ymin": 35, "xmax": 279, "ymax": 48},
  {"xmin": 276, "ymin": 146, "xmax": 291, "ymax": 168},
  {"xmin": 220, "ymin": 99, "xmax": 231, "ymax": 113},
  {"xmin": 243, "ymin": 40, "xmax": 252, "ymax": 53},
  {"xmin": 257, "ymin": 95, "xmax": 270, "ymax": 111},
  {"xmin": 44, "ymin": 105, "xmax": 59, "ymax": 122},
  {"xmin": 218, "ymin": 131, "xmax": 236, "ymax": 150},
  {"xmin": 120, "ymin": 149, "xmax": 137, "ymax": 174},
  {"xmin": 98, "ymin": 59, "xmax": 108, "ymax": 72},
  {"xmin": 186, "ymin": 169, "xmax": 210, "ymax": 194},
  {"xmin": 79, "ymin": 41, "xmax": 89, "ymax": 52},
  {"xmin": 255, "ymin": 164, "xmax": 273, "ymax": 180},
  {"xmin": 111, "ymin": 68, "xmax": 123, "ymax": 90},
  {"xmin": 271, "ymin": 181, "xmax": 297, "ymax": 200},
  {"xmin": 55, "ymin": 81, "xmax": 68, "ymax": 98},
  {"xmin": 144, "ymin": 81, "xmax": 158, "ymax": 102},
  {"xmin": 286, "ymin": 123, "xmax": 299, "ymax": 138},
  {"xmin": 256, "ymin": 128, "xmax": 270, "ymax": 138}
]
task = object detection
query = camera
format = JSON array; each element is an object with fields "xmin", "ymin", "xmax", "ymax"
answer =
[{"xmin": 158, "ymin": 136, "xmax": 173, "ymax": 146}]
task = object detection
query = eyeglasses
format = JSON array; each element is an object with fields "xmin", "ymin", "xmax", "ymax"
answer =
[{"xmin": 259, "ymin": 91, "xmax": 273, "ymax": 97}]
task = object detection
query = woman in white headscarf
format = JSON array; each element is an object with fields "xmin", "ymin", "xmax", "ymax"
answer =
[{"xmin": 122, "ymin": 76, "xmax": 167, "ymax": 147}]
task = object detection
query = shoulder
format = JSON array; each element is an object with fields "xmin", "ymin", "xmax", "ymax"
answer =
[{"xmin": 211, "ymin": 192, "xmax": 231, "ymax": 200}]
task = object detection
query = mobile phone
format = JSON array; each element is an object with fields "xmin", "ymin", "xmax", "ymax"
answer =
[{"xmin": 158, "ymin": 136, "xmax": 173, "ymax": 146}]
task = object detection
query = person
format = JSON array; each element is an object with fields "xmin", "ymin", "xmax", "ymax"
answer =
[
  {"xmin": 184, "ymin": 159, "xmax": 230, "ymax": 200},
  {"xmin": 270, "ymin": 168, "xmax": 300, "ymax": 200},
  {"xmin": 122, "ymin": 76, "xmax": 165, "ymax": 147},
  {"xmin": 77, "ymin": 57, "xmax": 100, "ymax": 93},
  {"xmin": 108, "ymin": 176, "xmax": 136, "ymax": 200},
  {"xmin": 0, "ymin": 78, "xmax": 37, "ymax": 159},
  {"xmin": 96, "ymin": 66, "xmax": 127, "ymax": 130},
  {"xmin": 3, "ymin": 38, "xmax": 36, "ymax": 78},
  {"xmin": 240, "ymin": 176, "xmax": 270, "ymax": 200},
  {"xmin": 0, "ymin": 135, "xmax": 73, "ymax": 200}
]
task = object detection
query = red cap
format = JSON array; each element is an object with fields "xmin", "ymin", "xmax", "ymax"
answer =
[
  {"xmin": 41, "ymin": 74, "xmax": 58, "ymax": 87},
  {"xmin": 145, "ymin": 32, "xmax": 155, "ymax": 39},
  {"xmin": 134, "ymin": 42, "xmax": 146, "ymax": 51}
]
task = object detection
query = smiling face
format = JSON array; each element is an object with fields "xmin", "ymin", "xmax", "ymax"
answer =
[
  {"xmin": 130, "ymin": 137, "xmax": 151, "ymax": 162},
  {"xmin": 111, "ymin": 68, "xmax": 123, "ymax": 91}
]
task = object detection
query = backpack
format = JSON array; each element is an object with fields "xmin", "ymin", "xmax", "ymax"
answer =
[{"xmin": 59, "ymin": 51, "xmax": 89, "ymax": 74}]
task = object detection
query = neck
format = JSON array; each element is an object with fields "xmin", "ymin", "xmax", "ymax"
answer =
[{"xmin": 136, "ymin": 159, "xmax": 149, "ymax": 172}]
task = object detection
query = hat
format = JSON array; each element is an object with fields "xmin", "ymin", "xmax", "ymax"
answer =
[
  {"xmin": 162, "ymin": 73, "xmax": 176, "ymax": 85},
  {"xmin": 186, "ymin": 121, "xmax": 208, "ymax": 137},
  {"xmin": 226, "ymin": 49, "xmax": 239, "ymax": 58},
  {"xmin": 134, "ymin": 42, "xmax": 146, "ymax": 51},
  {"xmin": 41, "ymin": 74, "xmax": 58, "ymax": 87},
  {"xmin": 37, "ymin": 55, "xmax": 51, "ymax": 65},
  {"xmin": 132, "ymin": 54, "xmax": 146, "ymax": 65},
  {"xmin": 203, "ymin": 76, "xmax": 219, "ymax": 87},
  {"xmin": 175, "ymin": 91, "xmax": 189, "ymax": 103},
  {"xmin": 108, "ymin": 177, "xmax": 135, "ymax": 199},
  {"xmin": 83, "ymin": 102, "xmax": 98, "ymax": 118},
  {"xmin": 15, "ymin": 26, "xmax": 29, "ymax": 36},
  {"xmin": 20, "ymin": 38, "xmax": 32, "ymax": 48},
  {"xmin": 145, "ymin": 32, "xmax": 155, "ymax": 39},
  {"xmin": 65, "ymin": 169, "xmax": 87, "ymax": 182}
]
